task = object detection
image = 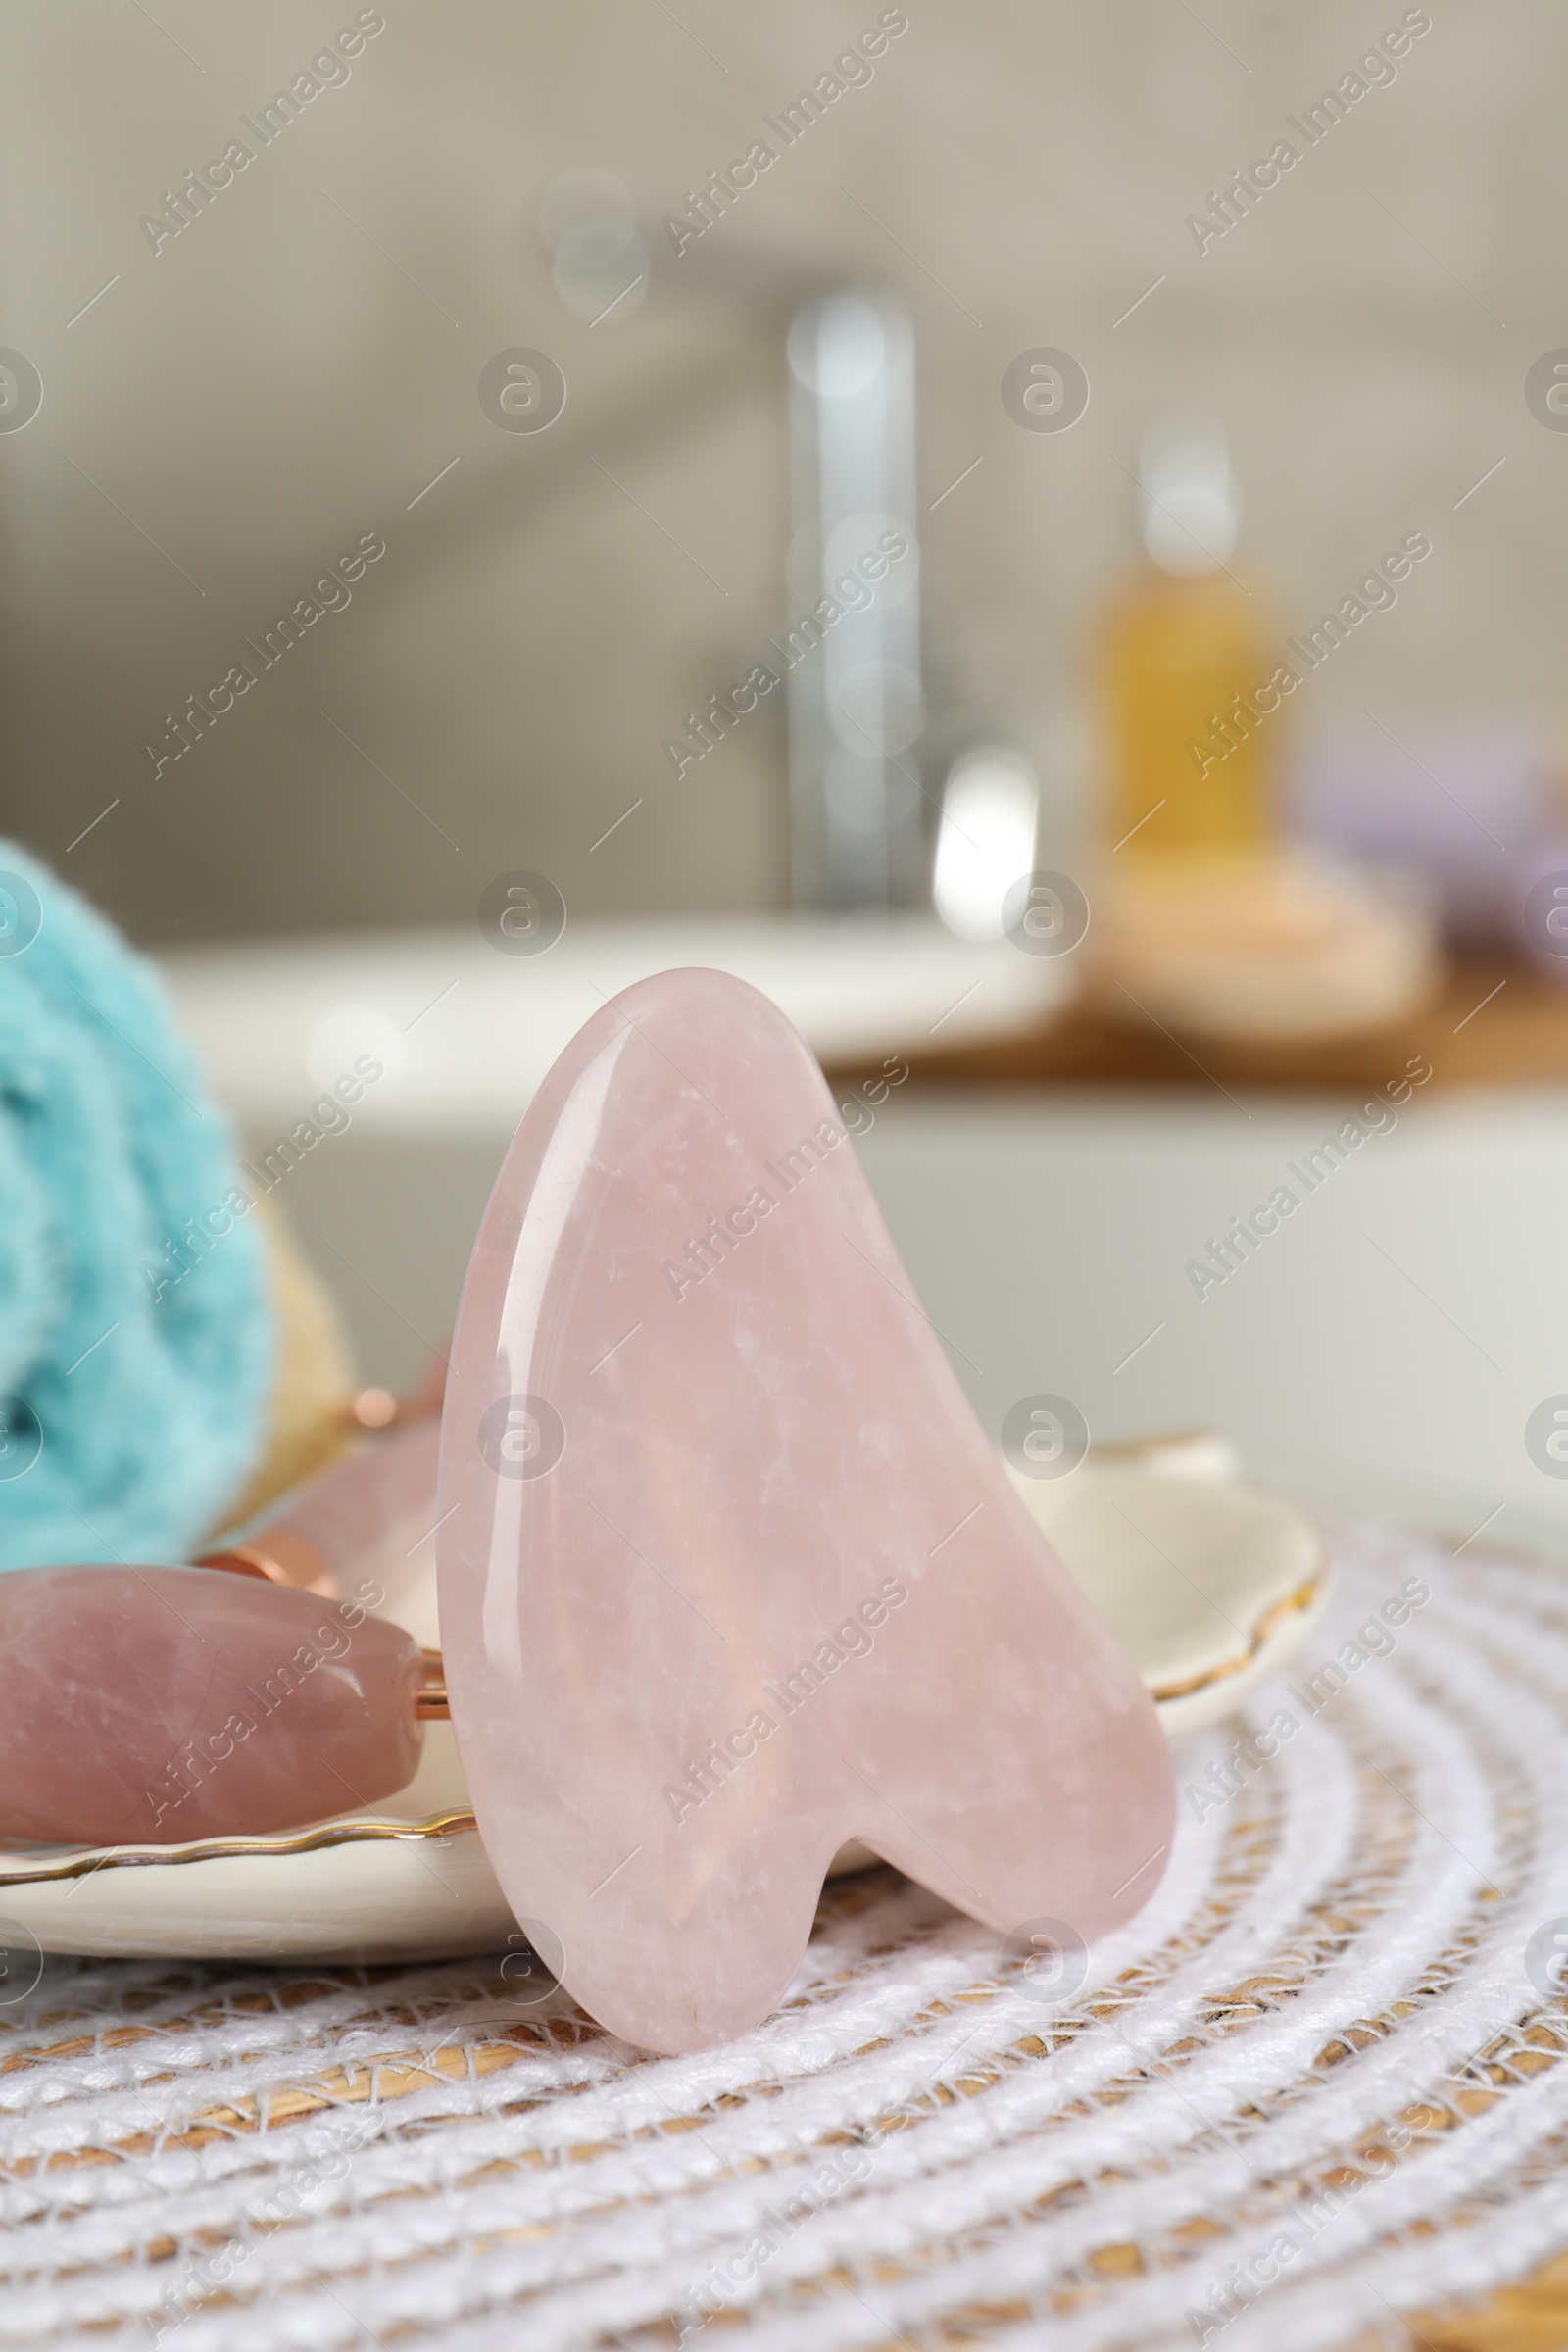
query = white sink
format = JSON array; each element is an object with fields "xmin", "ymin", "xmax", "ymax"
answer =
[{"xmin": 159, "ymin": 915, "xmax": 1075, "ymax": 1136}]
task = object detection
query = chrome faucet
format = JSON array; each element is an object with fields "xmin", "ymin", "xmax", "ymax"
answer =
[
  {"xmin": 783, "ymin": 290, "xmax": 924, "ymax": 911},
  {"xmin": 534, "ymin": 186, "xmax": 1010, "ymax": 919}
]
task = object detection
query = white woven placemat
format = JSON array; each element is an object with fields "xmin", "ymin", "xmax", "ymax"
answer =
[{"xmin": 4, "ymin": 1520, "xmax": 1568, "ymax": 2351}]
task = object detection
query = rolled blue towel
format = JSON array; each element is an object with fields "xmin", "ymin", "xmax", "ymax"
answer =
[{"xmin": 0, "ymin": 842, "xmax": 273, "ymax": 1569}]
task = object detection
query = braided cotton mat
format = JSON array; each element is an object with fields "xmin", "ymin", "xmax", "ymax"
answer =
[{"xmin": 4, "ymin": 1522, "xmax": 1568, "ymax": 2352}]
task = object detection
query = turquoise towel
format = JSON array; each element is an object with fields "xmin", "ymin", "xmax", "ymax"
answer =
[{"xmin": 0, "ymin": 842, "xmax": 273, "ymax": 1569}]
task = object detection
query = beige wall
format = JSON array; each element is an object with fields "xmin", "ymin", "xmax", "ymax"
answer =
[{"xmin": 0, "ymin": 0, "xmax": 1560, "ymax": 946}]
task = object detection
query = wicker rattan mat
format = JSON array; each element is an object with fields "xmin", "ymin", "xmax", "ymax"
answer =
[{"xmin": 4, "ymin": 1520, "xmax": 1568, "ymax": 2350}]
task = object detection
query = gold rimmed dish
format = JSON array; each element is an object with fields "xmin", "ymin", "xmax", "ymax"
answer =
[{"xmin": 1, "ymin": 1438, "xmax": 1327, "ymax": 1962}]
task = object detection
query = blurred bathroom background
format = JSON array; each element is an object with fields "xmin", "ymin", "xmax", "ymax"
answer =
[{"xmin": 6, "ymin": 0, "xmax": 1568, "ymax": 1541}]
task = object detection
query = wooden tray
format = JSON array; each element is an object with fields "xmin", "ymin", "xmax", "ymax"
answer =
[{"xmin": 826, "ymin": 957, "xmax": 1568, "ymax": 1097}]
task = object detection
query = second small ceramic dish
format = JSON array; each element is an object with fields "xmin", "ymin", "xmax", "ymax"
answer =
[
  {"xmin": 1007, "ymin": 1440, "xmax": 1329, "ymax": 1739},
  {"xmin": 0, "ymin": 1435, "xmax": 1327, "ymax": 1967}
]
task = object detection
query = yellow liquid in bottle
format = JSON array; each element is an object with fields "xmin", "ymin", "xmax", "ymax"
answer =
[{"xmin": 1100, "ymin": 567, "xmax": 1279, "ymax": 861}]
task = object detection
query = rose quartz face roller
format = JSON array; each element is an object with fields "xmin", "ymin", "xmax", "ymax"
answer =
[
  {"xmin": 0, "ymin": 969, "xmax": 1174, "ymax": 2056},
  {"xmin": 0, "ymin": 1413, "xmax": 447, "ymax": 1847},
  {"xmin": 0, "ymin": 1565, "xmax": 430, "ymax": 1846}
]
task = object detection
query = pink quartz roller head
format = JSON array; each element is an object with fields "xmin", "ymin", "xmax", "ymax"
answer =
[
  {"xmin": 438, "ymin": 968, "xmax": 1174, "ymax": 2055},
  {"xmin": 0, "ymin": 1568, "xmax": 425, "ymax": 1846}
]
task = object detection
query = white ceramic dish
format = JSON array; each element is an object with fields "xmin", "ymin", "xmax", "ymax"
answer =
[
  {"xmin": 1006, "ymin": 1441, "xmax": 1329, "ymax": 1739},
  {"xmin": 0, "ymin": 1436, "xmax": 1325, "ymax": 1965}
]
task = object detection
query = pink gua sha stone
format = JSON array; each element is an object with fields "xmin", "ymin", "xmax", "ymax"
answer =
[{"xmin": 439, "ymin": 969, "xmax": 1174, "ymax": 2054}]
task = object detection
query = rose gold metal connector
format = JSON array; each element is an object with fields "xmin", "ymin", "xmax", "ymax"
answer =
[
  {"xmin": 415, "ymin": 1649, "xmax": 450, "ymax": 1721},
  {"xmin": 197, "ymin": 1533, "xmax": 334, "ymax": 1597}
]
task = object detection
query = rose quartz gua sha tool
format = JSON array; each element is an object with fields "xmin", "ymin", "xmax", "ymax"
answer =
[{"xmin": 439, "ymin": 967, "xmax": 1174, "ymax": 2055}]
